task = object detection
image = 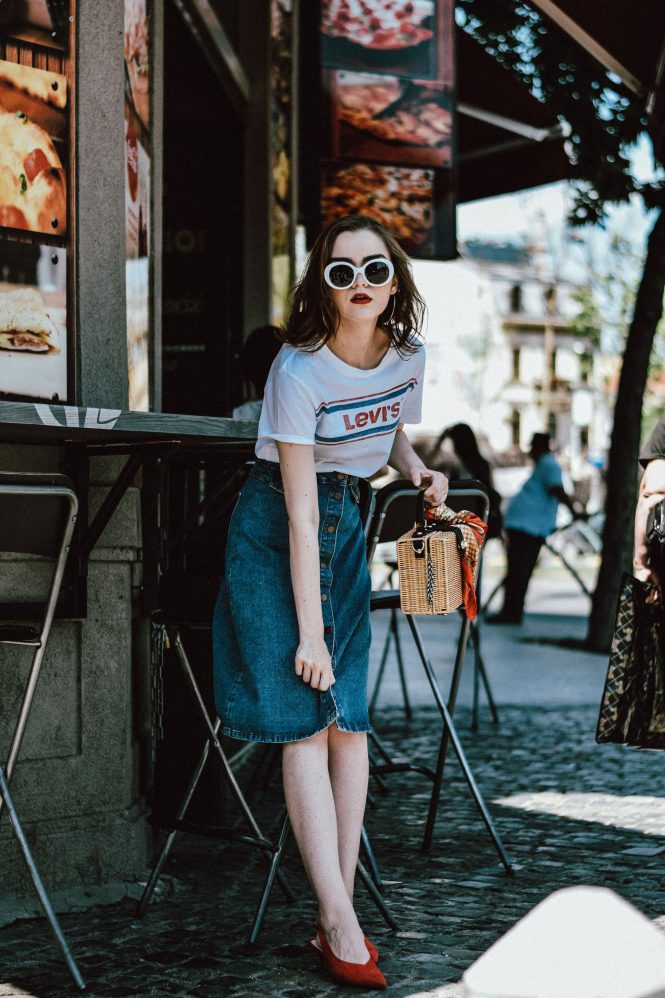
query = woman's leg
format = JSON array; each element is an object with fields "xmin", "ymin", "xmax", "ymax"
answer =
[
  {"xmin": 282, "ymin": 726, "xmax": 368, "ymax": 963},
  {"xmin": 327, "ymin": 726, "xmax": 368, "ymax": 900}
]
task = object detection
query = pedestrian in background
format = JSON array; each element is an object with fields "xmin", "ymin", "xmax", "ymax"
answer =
[
  {"xmin": 634, "ymin": 413, "xmax": 665, "ymax": 590},
  {"xmin": 433, "ymin": 422, "xmax": 503, "ymax": 539},
  {"xmin": 213, "ymin": 214, "xmax": 447, "ymax": 988},
  {"xmin": 488, "ymin": 432, "xmax": 580, "ymax": 624},
  {"xmin": 232, "ymin": 324, "xmax": 282, "ymax": 421}
]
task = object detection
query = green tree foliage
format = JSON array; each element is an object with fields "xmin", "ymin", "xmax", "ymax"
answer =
[
  {"xmin": 456, "ymin": 1, "xmax": 662, "ymax": 221},
  {"xmin": 457, "ymin": 0, "xmax": 665, "ymax": 649}
]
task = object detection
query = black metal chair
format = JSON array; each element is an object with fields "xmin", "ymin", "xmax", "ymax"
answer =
[
  {"xmin": 0, "ymin": 472, "xmax": 85, "ymax": 990},
  {"xmin": 365, "ymin": 479, "xmax": 512, "ymax": 870},
  {"xmin": 138, "ymin": 615, "xmax": 396, "ymax": 941}
]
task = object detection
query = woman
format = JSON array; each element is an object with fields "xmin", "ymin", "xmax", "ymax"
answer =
[{"xmin": 212, "ymin": 215, "xmax": 447, "ymax": 989}]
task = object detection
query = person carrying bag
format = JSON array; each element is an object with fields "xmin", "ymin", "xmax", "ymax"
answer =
[{"xmin": 596, "ymin": 414, "xmax": 665, "ymax": 748}]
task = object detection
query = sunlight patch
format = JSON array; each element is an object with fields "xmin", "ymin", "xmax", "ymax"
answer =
[{"xmin": 494, "ymin": 791, "xmax": 665, "ymax": 836}]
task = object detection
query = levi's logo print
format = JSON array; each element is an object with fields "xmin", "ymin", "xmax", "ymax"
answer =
[{"xmin": 314, "ymin": 379, "xmax": 417, "ymax": 444}]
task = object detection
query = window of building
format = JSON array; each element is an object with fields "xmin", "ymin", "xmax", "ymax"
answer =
[
  {"xmin": 548, "ymin": 411, "xmax": 557, "ymax": 438},
  {"xmin": 512, "ymin": 347, "xmax": 521, "ymax": 381},
  {"xmin": 509, "ymin": 283, "xmax": 522, "ymax": 313},
  {"xmin": 511, "ymin": 409, "xmax": 521, "ymax": 447}
]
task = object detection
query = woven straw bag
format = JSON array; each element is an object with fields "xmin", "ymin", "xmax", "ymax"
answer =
[{"xmin": 396, "ymin": 493, "xmax": 484, "ymax": 615}]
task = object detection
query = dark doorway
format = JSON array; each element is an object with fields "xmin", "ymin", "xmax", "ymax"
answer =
[{"xmin": 162, "ymin": 0, "xmax": 244, "ymax": 416}]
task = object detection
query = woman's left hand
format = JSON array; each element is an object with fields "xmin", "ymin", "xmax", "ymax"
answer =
[{"xmin": 411, "ymin": 468, "xmax": 448, "ymax": 506}]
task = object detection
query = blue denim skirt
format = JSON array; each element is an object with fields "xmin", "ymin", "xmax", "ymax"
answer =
[{"xmin": 212, "ymin": 459, "xmax": 372, "ymax": 743}]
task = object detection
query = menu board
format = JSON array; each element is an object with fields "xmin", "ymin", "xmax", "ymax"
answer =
[
  {"xmin": 124, "ymin": 0, "xmax": 151, "ymax": 411},
  {"xmin": 0, "ymin": 0, "xmax": 70, "ymax": 401},
  {"xmin": 319, "ymin": 0, "xmax": 456, "ymax": 260}
]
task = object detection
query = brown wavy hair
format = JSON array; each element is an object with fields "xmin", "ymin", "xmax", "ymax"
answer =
[{"xmin": 282, "ymin": 215, "xmax": 426, "ymax": 355}]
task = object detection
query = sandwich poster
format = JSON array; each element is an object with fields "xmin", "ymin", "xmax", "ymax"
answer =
[
  {"xmin": 125, "ymin": 0, "xmax": 151, "ymax": 411},
  {"xmin": 0, "ymin": 240, "xmax": 67, "ymax": 401},
  {"xmin": 0, "ymin": 0, "xmax": 69, "ymax": 401}
]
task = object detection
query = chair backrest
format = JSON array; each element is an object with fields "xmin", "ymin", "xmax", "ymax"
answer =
[
  {"xmin": 0, "ymin": 473, "xmax": 77, "ymax": 558},
  {"xmin": 366, "ymin": 478, "xmax": 490, "ymax": 566},
  {"xmin": 356, "ymin": 477, "xmax": 376, "ymax": 537}
]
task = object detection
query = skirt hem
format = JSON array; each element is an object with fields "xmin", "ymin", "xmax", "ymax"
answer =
[{"xmin": 220, "ymin": 715, "xmax": 371, "ymax": 745}]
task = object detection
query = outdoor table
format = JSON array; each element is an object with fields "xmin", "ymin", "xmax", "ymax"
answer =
[{"xmin": 0, "ymin": 399, "xmax": 258, "ymax": 616}]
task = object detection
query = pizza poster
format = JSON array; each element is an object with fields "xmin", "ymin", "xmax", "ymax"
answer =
[
  {"xmin": 318, "ymin": 0, "xmax": 456, "ymax": 260},
  {"xmin": 321, "ymin": 0, "xmax": 441, "ymax": 80},
  {"xmin": 330, "ymin": 70, "xmax": 453, "ymax": 168},
  {"xmin": 0, "ymin": 1, "xmax": 69, "ymax": 50},
  {"xmin": 124, "ymin": 0, "xmax": 151, "ymax": 412},
  {"xmin": 0, "ymin": 239, "xmax": 67, "ymax": 401},
  {"xmin": 0, "ymin": 58, "xmax": 67, "ymax": 237}
]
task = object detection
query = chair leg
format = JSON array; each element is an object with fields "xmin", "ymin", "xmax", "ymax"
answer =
[
  {"xmin": 137, "ymin": 725, "xmax": 215, "ymax": 916},
  {"xmin": 472, "ymin": 641, "xmax": 480, "ymax": 732},
  {"xmin": 392, "ymin": 611, "xmax": 412, "ymax": 720},
  {"xmin": 0, "ymin": 646, "xmax": 48, "ymax": 826},
  {"xmin": 171, "ymin": 628, "xmax": 294, "ymax": 902},
  {"xmin": 356, "ymin": 859, "xmax": 398, "ymax": 930},
  {"xmin": 369, "ymin": 623, "xmax": 392, "ymax": 715},
  {"xmin": 248, "ymin": 812, "xmax": 291, "ymax": 943},
  {"xmin": 360, "ymin": 823, "xmax": 383, "ymax": 891},
  {"xmin": 470, "ymin": 622, "xmax": 500, "ymax": 728},
  {"xmin": 422, "ymin": 699, "xmax": 513, "ymax": 873},
  {"xmin": 0, "ymin": 768, "xmax": 86, "ymax": 991},
  {"xmin": 404, "ymin": 616, "xmax": 512, "ymax": 871}
]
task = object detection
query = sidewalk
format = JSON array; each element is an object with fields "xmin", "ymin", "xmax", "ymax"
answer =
[{"xmin": 2, "ymin": 575, "xmax": 665, "ymax": 997}]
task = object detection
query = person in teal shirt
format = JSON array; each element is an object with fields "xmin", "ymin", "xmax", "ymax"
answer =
[{"xmin": 488, "ymin": 433, "xmax": 579, "ymax": 624}]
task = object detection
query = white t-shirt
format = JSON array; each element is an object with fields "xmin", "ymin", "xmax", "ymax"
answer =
[{"xmin": 256, "ymin": 342, "xmax": 425, "ymax": 477}]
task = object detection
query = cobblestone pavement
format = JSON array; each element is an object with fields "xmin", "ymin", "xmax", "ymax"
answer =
[{"xmin": 2, "ymin": 701, "xmax": 665, "ymax": 998}]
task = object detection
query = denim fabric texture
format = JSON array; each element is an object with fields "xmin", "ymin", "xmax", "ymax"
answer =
[{"xmin": 212, "ymin": 459, "xmax": 372, "ymax": 743}]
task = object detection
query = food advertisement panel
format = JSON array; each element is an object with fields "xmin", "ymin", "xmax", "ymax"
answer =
[
  {"xmin": 0, "ymin": 0, "xmax": 69, "ymax": 50},
  {"xmin": 318, "ymin": 0, "xmax": 455, "ymax": 260},
  {"xmin": 330, "ymin": 70, "xmax": 452, "ymax": 168},
  {"xmin": 271, "ymin": 0, "xmax": 294, "ymax": 323},
  {"xmin": 321, "ymin": 0, "xmax": 440, "ymax": 79},
  {"xmin": 321, "ymin": 161, "xmax": 436, "ymax": 255},
  {"xmin": 0, "ymin": 58, "xmax": 67, "ymax": 238},
  {"xmin": 124, "ymin": 0, "xmax": 151, "ymax": 411},
  {"xmin": 0, "ymin": 1, "xmax": 70, "ymax": 401},
  {"xmin": 0, "ymin": 240, "xmax": 67, "ymax": 401}
]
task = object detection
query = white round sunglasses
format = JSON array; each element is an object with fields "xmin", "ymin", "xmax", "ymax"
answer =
[{"xmin": 323, "ymin": 257, "xmax": 395, "ymax": 291}]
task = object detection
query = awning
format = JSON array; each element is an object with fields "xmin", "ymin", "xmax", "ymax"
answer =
[
  {"xmin": 456, "ymin": 28, "xmax": 575, "ymax": 202},
  {"xmin": 530, "ymin": 0, "xmax": 665, "ymax": 162}
]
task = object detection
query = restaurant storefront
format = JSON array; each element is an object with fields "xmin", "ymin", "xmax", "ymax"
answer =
[
  {"xmin": 2, "ymin": 0, "xmax": 660, "ymax": 905},
  {"xmin": 0, "ymin": 0, "xmax": 463, "ymax": 897}
]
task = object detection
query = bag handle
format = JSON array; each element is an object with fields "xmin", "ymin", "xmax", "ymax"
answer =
[{"xmin": 412, "ymin": 489, "xmax": 466, "ymax": 558}]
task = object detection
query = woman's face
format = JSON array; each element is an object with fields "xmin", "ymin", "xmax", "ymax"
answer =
[{"xmin": 326, "ymin": 229, "xmax": 397, "ymax": 328}]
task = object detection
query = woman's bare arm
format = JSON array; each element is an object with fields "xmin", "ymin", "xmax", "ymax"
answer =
[
  {"xmin": 277, "ymin": 441, "xmax": 335, "ymax": 691},
  {"xmin": 388, "ymin": 425, "xmax": 448, "ymax": 505}
]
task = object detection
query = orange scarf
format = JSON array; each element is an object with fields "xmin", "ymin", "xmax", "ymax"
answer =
[{"xmin": 425, "ymin": 507, "xmax": 488, "ymax": 620}]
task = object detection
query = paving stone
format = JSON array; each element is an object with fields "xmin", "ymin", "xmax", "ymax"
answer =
[{"xmin": 1, "ymin": 703, "xmax": 665, "ymax": 996}]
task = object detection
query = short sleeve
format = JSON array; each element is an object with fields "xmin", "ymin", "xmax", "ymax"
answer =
[
  {"xmin": 538, "ymin": 456, "xmax": 563, "ymax": 489},
  {"xmin": 399, "ymin": 347, "xmax": 425, "ymax": 425},
  {"xmin": 258, "ymin": 361, "xmax": 316, "ymax": 445},
  {"xmin": 640, "ymin": 413, "xmax": 665, "ymax": 467}
]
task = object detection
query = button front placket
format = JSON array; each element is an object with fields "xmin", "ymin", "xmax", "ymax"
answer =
[{"xmin": 318, "ymin": 480, "xmax": 347, "ymax": 672}]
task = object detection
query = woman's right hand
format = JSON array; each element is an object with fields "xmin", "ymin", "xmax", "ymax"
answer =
[{"xmin": 295, "ymin": 637, "xmax": 335, "ymax": 691}]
